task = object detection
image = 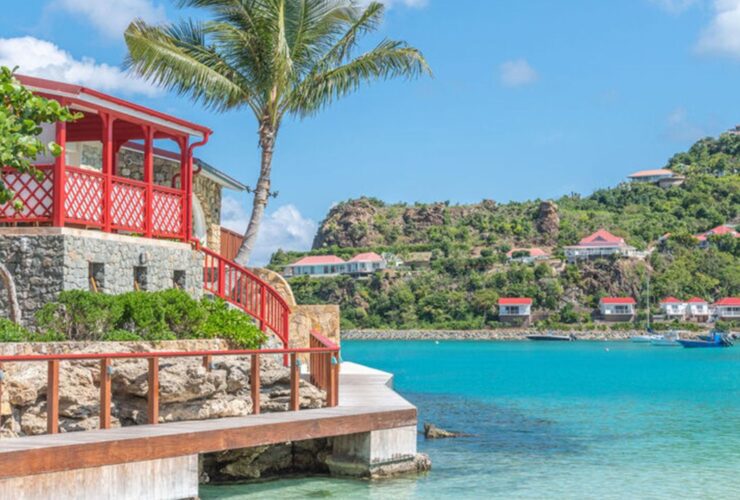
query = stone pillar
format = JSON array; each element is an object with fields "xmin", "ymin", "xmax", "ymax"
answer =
[{"xmin": 326, "ymin": 426, "xmax": 428, "ymax": 478}]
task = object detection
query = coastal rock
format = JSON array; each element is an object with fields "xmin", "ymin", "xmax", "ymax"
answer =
[
  {"xmin": 536, "ymin": 200, "xmax": 559, "ymax": 243},
  {"xmin": 423, "ymin": 423, "xmax": 466, "ymax": 439}
]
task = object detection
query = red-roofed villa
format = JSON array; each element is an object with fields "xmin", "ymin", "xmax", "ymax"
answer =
[
  {"xmin": 628, "ymin": 168, "xmax": 684, "ymax": 187},
  {"xmin": 346, "ymin": 252, "xmax": 386, "ymax": 275},
  {"xmin": 498, "ymin": 298, "xmax": 533, "ymax": 324},
  {"xmin": 714, "ymin": 297, "xmax": 740, "ymax": 321},
  {"xmin": 599, "ymin": 297, "xmax": 636, "ymax": 321},
  {"xmin": 660, "ymin": 297, "xmax": 686, "ymax": 319},
  {"xmin": 686, "ymin": 297, "xmax": 710, "ymax": 322},
  {"xmin": 564, "ymin": 229, "xmax": 636, "ymax": 262},
  {"xmin": 283, "ymin": 252, "xmax": 388, "ymax": 277},
  {"xmin": 694, "ymin": 225, "xmax": 739, "ymax": 248}
]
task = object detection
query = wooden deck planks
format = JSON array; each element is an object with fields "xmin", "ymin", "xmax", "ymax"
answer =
[{"xmin": 0, "ymin": 363, "xmax": 416, "ymax": 480}]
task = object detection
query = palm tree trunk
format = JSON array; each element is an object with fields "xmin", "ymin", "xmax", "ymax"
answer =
[
  {"xmin": 234, "ymin": 122, "xmax": 276, "ymax": 266},
  {"xmin": 0, "ymin": 263, "xmax": 20, "ymax": 324}
]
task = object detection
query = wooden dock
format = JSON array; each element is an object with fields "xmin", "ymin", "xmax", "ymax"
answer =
[{"xmin": 0, "ymin": 362, "xmax": 417, "ymax": 483}]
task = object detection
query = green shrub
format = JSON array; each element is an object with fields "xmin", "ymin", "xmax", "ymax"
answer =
[
  {"xmin": 36, "ymin": 290, "xmax": 122, "ymax": 340},
  {"xmin": 0, "ymin": 318, "xmax": 32, "ymax": 342},
  {"xmin": 199, "ymin": 299, "xmax": 267, "ymax": 348},
  {"xmin": 102, "ymin": 329, "xmax": 143, "ymax": 342}
]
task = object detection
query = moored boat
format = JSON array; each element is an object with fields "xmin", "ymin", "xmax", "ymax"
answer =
[
  {"xmin": 631, "ymin": 334, "xmax": 662, "ymax": 343},
  {"xmin": 677, "ymin": 331, "xmax": 733, "ymax": 348},
  {"xmin": 527, "ymin": 333, "xmax": 576, "ymax": 341},
  {"xmin": 650, "ymin": 331, "xmax": 680, "ymax": 347}
]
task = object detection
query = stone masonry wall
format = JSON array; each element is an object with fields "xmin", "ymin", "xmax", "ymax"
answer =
[{"xmin": 0, "ymin": 228, "xmax": 203, "ymax": 325}]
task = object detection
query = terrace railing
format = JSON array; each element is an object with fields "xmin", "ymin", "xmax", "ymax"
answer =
[
  {"xmin": 0, "ymin": 333, "xmax": 339, "ymax": 436},
  {"xmin": 0, "ymin": 165, "xmax": 186, "ymax": 241}
]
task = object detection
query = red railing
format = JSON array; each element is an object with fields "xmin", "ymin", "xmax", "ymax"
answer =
[
  {"xmin": 0, "ymin": 165, "xmax": 186, "ymax": 240},
  {"xmin": 0, "ymin": 338, "xmax": 340, "ymax": 436},
  {"xmin": 309, "ymin": 331, "xmax": 340, "ymax": 407},
  {"xmin": 201, "ymin": 246, "xmax": 291, "ymax": 348}
]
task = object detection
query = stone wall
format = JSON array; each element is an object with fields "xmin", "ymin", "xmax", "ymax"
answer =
[{"xmin": 0, "ymin": 228, "xmax": 203, "ymax": 325}]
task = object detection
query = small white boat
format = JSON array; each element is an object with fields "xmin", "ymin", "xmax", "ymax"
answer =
[
  {"xmin": 630, "ymin": 334, "xmax": 662, "ymax": 343},
  {"xmin": 650, "ymin": 331, "xmax": 681, "ymax": 347}
]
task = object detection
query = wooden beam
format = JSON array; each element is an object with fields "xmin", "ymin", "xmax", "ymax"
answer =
[
  {"xmin": 147, "ymin": 357, "xmax": 159, "ymax": 425},
  {"xmin": 250, "ymin": 354, "xmax": 260, "ymax": 415},
  {"xmin": 99, "ymin": 359, "xmax": 111, "ymax": 430},
  {"xmin": 326, "ymin": 356, "xmax": 336, "ymax": 408},
  {"xmin": 202, "ymin": 355, "xmax": 212, "ymax": 372},
  {"xmin": 290, "ymin": 353, "xmax": 300, "ymax": 412},
  {"xmin": 0, "ymin": 408, "xmax": 417, "ymax": 480},
  {"xmin": 46, "ymin": 360, "xmax": 59, "ymax": 434}
]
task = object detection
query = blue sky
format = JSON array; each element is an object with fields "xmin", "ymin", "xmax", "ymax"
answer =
[{"xmin": 2, "ymin": 0, "xmax": 740, "ymax": 264}]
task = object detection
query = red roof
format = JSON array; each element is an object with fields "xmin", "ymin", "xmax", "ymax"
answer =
[
  {"xmin": 289, "ymin": 255, "xmax": 345, "ymax": 266},
  {"xmin": 687, "ymin": 297, "xmax": 707, "ymax": 304},
  {"xmin": 578, "ymin": 229, "xmax": 626, "ymax": 247},
  {"xmin": 498, "ymin": 298, "xmax": 533, "ymax": 305},
  {"xmin": 695, "ymin": 225, "xmax": 739, "ymax": 241},
  {"xmin": 348, "ymin": 252, "xmax": 384, "ymax": 263},
  {"xmin": 628, "ymin": 168, "xmax": 674, "ymax": 178},
  {"xmin": 660, "ymin": 297, "xmax": 682, "ymax": 304},
  {"xmin": 715, "ymin": 297, "xmax": 740, "ymax": 306},
  {"xmin": 600, "ymin": 297, "xmax": 636, "ymax": 304}
]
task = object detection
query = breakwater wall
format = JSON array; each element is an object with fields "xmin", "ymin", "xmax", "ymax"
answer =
[{"xmin": 341, "ymin": 329, "xmax": 708, "ymax": 341}]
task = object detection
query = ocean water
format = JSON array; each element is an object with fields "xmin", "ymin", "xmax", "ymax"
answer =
[{"xmin": 201, "ymin": 340, "xmax": 740, "ymax": 499}]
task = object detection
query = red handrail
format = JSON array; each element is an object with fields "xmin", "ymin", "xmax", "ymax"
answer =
[
  {"xmin": 0, "ymin": 338, "xmax": 340, "ymax": 435},
  {"xmin": 200, "ymin": 246, "xmax": 291, "ymax": 349}
]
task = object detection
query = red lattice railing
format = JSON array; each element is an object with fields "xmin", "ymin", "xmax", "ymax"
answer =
[
  {"xmin": 65, "ymin": 167, "xmax": 104, "ymax": 226},
  {"xmin": 0, "ymin": 165, "xmax": 54, "ymax": 223},
  {"xmin": 201, "ymin": 246, "xmax": 291, "ymax": 349},
  {"xmin": 152, "ymin": 186, "xmax": 184, "ymax": 238},
  {"xmin": 111, "ymin": 178, "xmax": 146, "ymax": 233}
]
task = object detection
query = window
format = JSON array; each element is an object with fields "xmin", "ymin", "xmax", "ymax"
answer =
[
  {"xmin": 614, "ymin": 305, "xmax": 630, "ymax": 314},
  {"xmin": 173, "ymin": 270, "xmax": 186, "ymax": 289},
  {"xmin": 134, "ymin": 266, "xmax": 148, "ymax": 291},
  {"xmin": 89, "ymin": 263, "xmax": 104, "ymax": 292}
]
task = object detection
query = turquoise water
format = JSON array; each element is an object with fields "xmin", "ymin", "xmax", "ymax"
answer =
[{"xmin": 202, "ymin": 340, "xmax": 740, "ymax": 499}]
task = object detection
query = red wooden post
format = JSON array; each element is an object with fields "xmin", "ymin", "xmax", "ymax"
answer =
[
  {"xmin": 259, "ymin": 284, "xmax": 267, "ymax": 332},
  {"xmin": 101, "ymin": 114, "xmax": 114, "ymax": 233},
  {"xmin": 331, "ymin": 356, "xmax": 340, "ymax": 407},
  {"xmin": 180, "ymin": 137, "xmax": 190, "ymax": 242},
  {"xmin": 202, "ymin": 355, "xmax": 212, "ymax": 371},
  {"xmin": 100, "ymin": 358, "xmax": 112, "ymax": 429},
  {"xmin": 52, "ymin": 119, "xmax": 67, "ymax": 227},
  {"xmin": 147, "ymin": 357, "xmax": 159, "ymax": 425},
  {"xmin": 47, "ymin": 360, "xmax": 59, "ymax": 434},
  {"xmin": 217, "ymin": 259, "xmax": 225, "ymax": 297},
  {"xmin": 0, "ymin": 362, "xmax": 4, "ymax": 426},
  {"xmin": 250, "ymin": 354, "xmax": 260, "ymax": 415},
  {"xmin": 289, "ymin": 353, "xmax": 300, "ymax": 411},
  {"xmin": 143, "ymin": 126, "xmax": 154, "ymax": 238},
  {"xmin": 326, "ymin": 354, "xmax": 336, "ymax": 408},
  {"xmin": 283, "ymin": 312, "xmax": 290, "ymax": 367}
]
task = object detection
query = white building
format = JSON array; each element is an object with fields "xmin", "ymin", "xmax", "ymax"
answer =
[
  {"xmin": 565, "ymin": 229, "xmax": 636, "ymax": 262},
  {"xmin": 283, "ymin": 255, "xmax": 346, "ymax": 277},
  {"xmin": 714, "ymin": 297, "xmax": 740, "ymax": 321},
  {"xmin": 345, "ymin": 252, "xmax": 387, "ymax": 276},
  {"xmin": 599, "ymin": 297, "xmax": 636, "ymax": 321},
  {"xmin": 498, "ymin": 298, "xmax": 533, "ymax": 324},
  {"xmin": 628, "ymin": 169, "xmax": 685, "ymax": 188},
  {"xmin": 660, "ymin": 297, "xmax": 686, "ymax": 320},
  {"xmin": 686, "ymin": 297, "xmax": 710, "ymax": 322}
]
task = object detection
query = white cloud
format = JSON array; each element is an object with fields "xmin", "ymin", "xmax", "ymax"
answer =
[
  {"xmin": 221, "ymin": 197, "xmax": 317, "ymax": 267},
  {"xmin": 697, "ymin": 0, "xmax": 740, "ymax": 58},
  {"xmin": 0, "ymin": 36, "xmax": 160, "ymax": 97},
  {"xmin": 55, "ymin": 0, "xmax": 167, "ymax": 38},
  {"xmin": 665, "ymin": 107, "xmax": 706, "ymax": 141},
  {"xmin": 499, "ymin": 59, "xmax": 539, "ymax": 88},
  {"xmin": 649, "ymin": 0, "xmax": 699, "ymax": 14}
]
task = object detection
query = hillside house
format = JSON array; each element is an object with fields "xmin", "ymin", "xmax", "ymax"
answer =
[
  {"xmin": 564, "ymin": 229, "xmax": 636, "ymax": 262},
  {"xmin": 628, "ymin": 169, "xmax": 685, "ymax": 188},
  {"xmin": 498, "ymin": 298, "xmax": 533, "ymax": 325},
  {"xmin": 686, "ymin": 297, "xmax": 710, "ymax": 322},
  {"xmin": 660, "ymin": 297, "xmax": 686, "ymax": 320},
  {"xmin": 714, "ymin": 297, "xmax": 740, "ymax": 321},
  {"xmin": 346, "ymin": 252, "xmax": 386, "ymax": 276},
  {"xmin": 599, "ymin": 297, "xmax": 636, "ymax": 321},
  {"xmin": 506, "ymin": 247, "xmax": 549, "ymax": 264},
  {"xmin": 283, "ymin": 255, "xmax": 346, "ymax": 277},
  {"xmin": 694, "ymin": 225, "xmax": 739, "ymax": 248}
]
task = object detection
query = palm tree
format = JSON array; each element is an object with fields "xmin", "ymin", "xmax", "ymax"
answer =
[{"xmin": 125, "ymin": 0, "xmax": 430, "ymax": 265}]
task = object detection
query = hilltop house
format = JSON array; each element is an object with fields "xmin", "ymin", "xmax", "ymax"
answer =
[
  {"xmin": 506, "ymin": 247, "xmax": 549, "ymax": 264},
  {"xmin": 346, "ymin": 252, "xmax": 386, "ymax": 276},
  {"xmin": 599, "ymin": 297, "xmax": 636, "ymax": 321},
  {"xmin": 564, "ymin": 229, "xmax": 636, "ymax": 262},
  {"xmin": 498, "ymin": 298, "xmax": 532, "ymax": 325},
  {"xmin": 714, "ymin": 297, "xmax": 740, "ymax": 321},
  {"xmin": 628, "ymin": 169, "xmax": 685, "ymax": 188},
  {"xmin": 694, "ymin": 225, "xmax": 739, "ymax": 248},
  {"xmin": 660, "ymin": 297, "xmax": 686, "ymax": 320},
  {"xmin": 283, "ymin": 255, "xmax": 346, "ymax": 277},
  {"xmin": 686, "ymin": 297, "xmax": 710, "ymax": 322}
]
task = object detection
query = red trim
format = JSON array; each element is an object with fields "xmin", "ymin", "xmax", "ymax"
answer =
[
  {"xmin": 660, "ymin": 297, "xmax": 682, "ymax": 304},
  {"xmin": 498, "ymin": 298, "xmax": 533, "ymax": 305},
  {"xmin": 600, "ymin": 297, "xmax": 636, "ymax": 304}
]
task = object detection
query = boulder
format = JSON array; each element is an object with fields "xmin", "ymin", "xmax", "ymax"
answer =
[{"xmin": 423, "ymin": 423, "xmax": 467, "ymax": 439}]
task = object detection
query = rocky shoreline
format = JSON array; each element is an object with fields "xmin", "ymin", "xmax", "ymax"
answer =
[{"xmin": 342, "ymin": 329, "xmax": 708, "ymax": 341}]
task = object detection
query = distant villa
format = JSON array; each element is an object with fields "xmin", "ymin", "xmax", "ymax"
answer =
[
  {"xmin": 628, "ymin": 168, "xmax": 685, "ymax": 188},
  {"xmin": 506, "ymin": 247, "xmax": 549, "ymax": 264},
  {"xmin": 694, "ymin": 225, "xmax": 739, "ymax": 248},
  {"xmin": 564, "ymin": 229, "xmax": 637, "ymax": 262},
  {"xmin": 284, "ymin": 252, "xmax": 387, "ymax": 278},
  {"xmin": 660, "ymin": 296, "xmax": 739, "ymax": 322}
]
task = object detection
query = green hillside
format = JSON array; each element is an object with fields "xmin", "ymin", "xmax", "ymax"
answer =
[{"xmin": 269, "ymin": 134, "xmax": 740, "ymax": 330}]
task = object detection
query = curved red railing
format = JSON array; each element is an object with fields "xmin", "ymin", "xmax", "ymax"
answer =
[{"xmin": 200, "ymin": 246, "xmax": 291, "ymax": 349}]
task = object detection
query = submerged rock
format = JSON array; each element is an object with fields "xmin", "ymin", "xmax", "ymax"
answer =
[{"xmin": 423, "ymin": 422, "xmax": 467, "ymax": 439}]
